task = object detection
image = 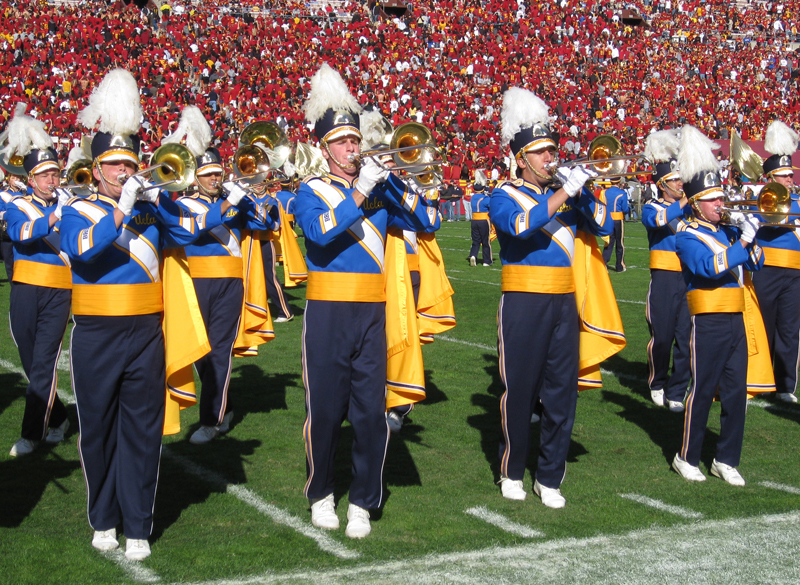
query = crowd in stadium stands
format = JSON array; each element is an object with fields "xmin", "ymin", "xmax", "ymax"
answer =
[{"xmin": 0, "ymin": 0, "xmax": 798, "ymax": 180}]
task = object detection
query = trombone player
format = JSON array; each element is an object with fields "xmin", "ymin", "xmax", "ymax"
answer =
[{"xmin": 751, "ymin": 120, "xmax": 800, "ymax": 403}]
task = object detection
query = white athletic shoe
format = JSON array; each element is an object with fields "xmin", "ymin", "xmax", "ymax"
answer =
[
  {"xmin": 533, "ymin": 479, "xmax": 566, "ymax": 509},
  {"xmin": 345, "ymin": 503, "xmax": 371, "ymax": 539},
  {"xmin": 310, "ymin": 493, "xmax": 339, "ymax": 530},
  {"xmin": 776, "ymin": 392, "xmax": 798, "ymax": 404},
  {"xmin": 499, "ymin": 477, "xmax": 527, "ymax": 500},
  {"xmin": 125, "ymin": 539, "xmax": 151, "ymax": 561},
  {"xmin": 91, "ymin": 528, "xmax": 119, "ymax": 551},
  {"xmin": 190, "ymin": 411, "xmax": 234, "ymax": 444},
  {"xmin": 9, "ymin": 438, "xmax": 38, "ymax": 457},
  {"xmin": 45, "ymin": 419, "xmax": 70, "ymax": 444},
  {"xmin": 672, "ymin": 454, "xmax": 706, "ymax": 482},
  {"xmin": 217, "ymin": 411, "xmax": 234, "ymax": 433},
  {"xmin": 386, "ymin": 411, "xmax": 403, "ymax": 434},
  {"xmin": 710, "ymin": 459, "xmax": 746, "ymax": 486},
  {"xmin": 650, "ymin": 389, "xmax": 665, "ymax": 407},
  {"xmin": 469, "ymin": 256, "xmax": 477, "ymax": 267},
  {"xmin": 667, "ymin": 400, "xmax": 685, "ymax": 413},
  {"xmin": 274, "ymin": 315, "xmax": 294, "ymax": 323}
]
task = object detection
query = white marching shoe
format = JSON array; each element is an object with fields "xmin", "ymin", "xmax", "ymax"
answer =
[
  {"xmin": 190, "ymin": 411, "xmax": 234, "ymax": 444},
  {"xmin": 672, "ymin": 454, "xmax": 706, "ymax": 482},
  {"xmin": 45, "ymin": 419, "xmax": 70, "ymax": 444},
  {"xmin": 345, "ymin": 503, "xmax": 371, "ymax": 539},
  {"xmin": 499, "ymin": 477, "xmax": 527, "ymax": 501},
  {"xmin": 650, "ymin": 389, "xmax": 665, "ymax": 406},
  {"xmin": 710, "ymin": 459, "xmax": 746, "ymax": 486},
  {"xmin": 92, "ymin": 528, "xmax": 119, "ymax": 551},
  {"xmin": 125, "ymin": 539, "xmax": 151, "ymax": 561},
  {"xmin": 533, "ymin": 479, "xmax": 566, "ymax": 508},
  {"xmin": 310, "ymin": 493, "xmax": 339, "ymax": 530}
]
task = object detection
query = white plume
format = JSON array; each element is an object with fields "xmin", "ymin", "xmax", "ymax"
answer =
[
  {"xmin": 474, "ymin": 169, "xmax": 488, "ymax": 187},
  {"xmin": 500, "ymin": 87, "xmax": 550, "ymax": 146},
  {"xmin": 764, "ymin": 120, "xmax": 799, "ymax": 156},
  {"xmin": 360, "ymin": 109, "xmax": 389, "ymax": 149},
  {"xmin": 0, "ymin": 102, "xmax": 54, "ymax": 160},
  {"xmin": 77, "ymin": 69, "xmax": 142, "ymax": 135},
  {"xmin": 66, "ymin": 145, "xmax": 90, "ymax": 169},
  {"xmin": 303, "ymin": 63, "xmax": 362, "ymax": 124},
  {"xmin": 644, "ymin": 128, "xmax": 680, "ymax": 163},
  {"xmin": 161, "ymin": 105, "xmax": 212, "ymax": 157},
  {"xmin": 678, "ymin": 125, "xmax": 720, "ymax": 182},
  {"xmin": 283, "ymin": 161, "xmax": 297, "ymax": 178}
]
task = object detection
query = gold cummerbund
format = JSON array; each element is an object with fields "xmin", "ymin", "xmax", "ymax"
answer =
[
  {"xmin": 611, "ymin": 212, "xmax": 625, "ymax": 221},
  {"xmin": 285, "ymin": 213, "xmax": 295, "ymax": 223},
  {"xmin": 687, "ymin": 287, "xmax": 745, "ymax": 315},
  {"xmin": 649, "ymin": 250, "xmax": 682, "ymax": 271},
  {"xmin": 472, "ymin": 212, "xmax": 490, "ymax": 220},
  {"xmin": 72, "ymin": 282, "xmax": 163, "ymax": 316},
  {"xmin": 763, "ymin": 247, "xmax": 800, "ymax": 269},
  {"xmin": 13, "ymin": 259, "xmax": 72, "ymax": 289},
  {"xmin": 306, "ymin": 271, "xmax": 385, "ymax": 302},
  {"xmin": 501, "ymin": 265, "xmax": 575, "ymax": 294},
  {"xmin": 187, "ymin": 255, "xmax": 243, "ymax": 279},
  {"xmin": 407, "ymin": 253, "xmax": 420, "ymax": 272}
]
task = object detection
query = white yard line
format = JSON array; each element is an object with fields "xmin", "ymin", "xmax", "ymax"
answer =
[
  {"xmin": 0, "ymin": 357, "xmax": 75, "ymax": 405},
  {"xmin": 168, "ymin": 512, "xmax": 800, "ymax": 585},
  {"xmin": 759, "ymin": 481, "xmax": 800, "ymax": 495},
  {"xmin": 161, "ymin": 449, "xmax": 360, "ymax": 560},
  {"xmin": 618, "ymin": 493, "xmax": 703, "ymax": 519},
  {"xmin": 464, "ymin": 506, "xmax": 544, "ymax": 538},
  {"xmin": 101, "ymin": 550, "xmax": 161, "ymax": 583},
  {"xmin": 748, "ymin": 400, "xmax": 798, "ymax": 415}
]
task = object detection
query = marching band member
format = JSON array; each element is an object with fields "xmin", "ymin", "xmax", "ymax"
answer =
[
  {"xmin": 641, "ymin": 129, "xmax": 692, "ymax": 412},
  {"xmin": 261, "ymin": 168, "xmax": 296, "ymax": 324},
  {"xmin": 752, "ymin": 120, "xmax": 800, "ymax": 403},
  {"xmin": 600, "ymin": 176, "xmax": 629, "ymax": 272},
  {"xmin": 490, "ymin": 88, "xmax": 613, "ymax": 507},
  {"xmin": 672, "ymin": 125, "xmax": 764, "ymax": 485},
  {"xmin": 0, "ymin": 168, "xmax": 24, "ymax": 282},
  {"xmin": 468, "ymin": 170, "xmax": 492, "ymax": 267},
  {"xmin": 296, "ymin": 64, "xmax": 436, "ymax": 538},
  {"xmin": 167, "ymin": 107, "xmax": 275, "ymax": 444},
  {"xmin": 1, "ymin": 103, "xmax": 71, "ymax": 457},
  {"xmin": 60, "ymin": 70, "xmax": 214, "ymax": 560}
]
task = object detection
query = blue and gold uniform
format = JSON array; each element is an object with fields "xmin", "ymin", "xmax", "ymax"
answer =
[
  {"xmin": 642, "ymin": 196, "xmax": 693, "ymax": 405},
  {"xmin": 257, "ymin": 191, "xmax": 295, "ymax": 322},
  {"xmin": 490, "ymin": 177, "xmax": 612, "ymax": 491},
  {"xmin": 601, "ymin": 183, "xmax": 629, "ymax": 271},
  {"xmin": 296, "ymin": 171, "xmax": 436, "ymax": 511},
  {"xmin": 468, "ymin": 188, "xmax": 492, "ymax": 266},
  {"xmin": 0, "ymin": 186, "xmax": 19, "ymax": 281}
]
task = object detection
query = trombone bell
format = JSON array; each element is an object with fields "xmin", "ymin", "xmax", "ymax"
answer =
[{"xmin": 148, "ymin": 143, "xmax": 197, "ymax": 192}]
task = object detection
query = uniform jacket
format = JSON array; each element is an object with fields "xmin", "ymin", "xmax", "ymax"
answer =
[{"xmin": 641, "ymin": 197, "xmax": 693, "ymax": 271}]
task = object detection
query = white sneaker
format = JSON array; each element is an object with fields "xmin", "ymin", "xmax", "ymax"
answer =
[
  {"xmin": 650, "ymin": 389, "xmax": 665, "ymax": 406},
  {"xmin": 469, "ymin": 256, "xmax": 477, "ymax": 267},
  {"xmin": 45, "ymin": 419, "xmax": 70, "ymax": 444},
  {"xmin": 190, "ymin": 411, "xmax": 233, "ymax": 444},
  {"xmin": 310, "ymin": 493, "xmax": 339, "ymax": 530},
  {"xmin": 9, "ymin": 438, "xmax": 38, "ymax": 457},
  {"xmin": 533, "ymin": 479, "xmax": 566, "ymax": 508},
  {"xmin": 776, "ymin": 392, "xmax": 798, "ymax": 403},
  {"xmin": 125, "ymin": 539, "xmax": 151, "ymax": 561},
  {"xmin": 667, "ymin": 400, "xmax": 685, "ymax": 413},
  {"xmin": 345, "ymin": 503, "xmax": 371, "ymax": 538},
  {"xmin": 274, "ymin": 315, "xmax": 294, "ymax": 323},
  {"xmin": 710, "ymin": 459, "xmax": 746, "ymax": 486},
  {"xmin": 386, "ymin": 411, "xmax": 403, "ymax": 434},
  {"xmin": 92, "ymin": 528, "xmax": 119, "ymax": 551},
  {"xmin": 672, "ymin": 454, "xmax": 706, "ymax": 482},
  {"xmin": 217, "ymin": 411, "xmax": 234, "ymax": 433},
  {"xmin": 499, "ymin": 476, "xmax": 527, "ymax": 500}
]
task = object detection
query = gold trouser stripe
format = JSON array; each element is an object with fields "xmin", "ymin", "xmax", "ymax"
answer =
[
  {"xmin": 472, "ymin": 212, "xmax": 489, "ymax": 220},
  {"xmin": 72, "ymin": 282, "xmax": 163, "ymax": 316},
  {"xmin": 687, "ymin": 287, "xmax": 745, "ymax": 315},
  {"xmin": 649, "ymin": 250, "xmax": 682, "ymax": 271},
  {"xmin": 763, "ymin": 247, "xmax": 800, "ymax": 269},
  {"xmin": 13, "ymin": 259, "xmax": 72, "ymax": 289},
  {"xmin": 501, "ymin": 265, "xmax": 575, "ymax": 293},
  {"xmin": 611, "ymin": 212, "xmax": 625, "ymax": 221},
  {"xmin": 306, "ymin": 271, "xmax": 385, "ymax": 302},
  {"xmin": 187, "ymin": 255, "xmax": 243, "ymax": 279}
]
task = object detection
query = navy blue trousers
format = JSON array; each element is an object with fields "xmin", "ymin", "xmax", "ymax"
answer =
[
  {"xmin": 260, "ymin": 240, "xmax": 293, "ymax": 320},
  {"xmin": 681, "ymin": 313, "xmax": 747, "ymax": 467},
  {"xmin": 469, "ymin": 219, "xmax": 492, "ymax": 265},
  {"xmin": 71, "ymin": 313, "xmax": 165, "ymax": 539},
  {"xmin": 302, "ymin": 300, "xmax": 389, "ymax": 509},
  {"xmin": 646, "ymin": 269, "xmax": 692, "ymax": 401},
  {"xmin": 9, "ymin": 283, "xmax": 70, "ymax": 440},
  {"xmin": 497, "ymin": 292, "xmax": 579, "ymax": 488},
  {"xmin": 1, "ymin": 240, "xmax": 13, "ymax": 283},
  {"xmin": 602, "ymin": 219, "xmax": 625, "ymax": 270},
  {"xmin": 193, "ymin": 277, "xmax": 243, "ymax": 426},
  {"xmin": 752, "ymin": 265, "xmax": 800, "ymax": 395}
]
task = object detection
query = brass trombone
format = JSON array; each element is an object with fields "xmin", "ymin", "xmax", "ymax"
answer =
[
  {"xmin": 120, "ymin": 143, "xmax": 197, "ymax": 192},
  {"xmin": 551, "ymin": 134, "xmax": 654, "ymax": 179},
  {"xmin": 232, "ymin": 121, "xmax": 291, "ymax": 186},
  {"xmin": 61, "ymin": 159, "xmax": 94, "ymax": 195},
  {"xmin": 719, "ymin": 182, "xmax": 800, "ymax": 228}
]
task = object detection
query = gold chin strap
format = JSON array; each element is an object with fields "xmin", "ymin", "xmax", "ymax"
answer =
[
  {"xmin": 518, "ymin": 152, "xmax": 551, "ymax": 182},
  {"xmin": 323, "ymin": 140, "xmax": 359, "ymax": 172},
  {"xmin": 95, "ymin": 160, "xmax": 126, "ymax": 195},
  {"xmin": 658, "ymin": 177, "xmax": 684, "ymax": 200}
]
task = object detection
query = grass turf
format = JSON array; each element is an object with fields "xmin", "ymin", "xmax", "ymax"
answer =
[{"xmin": 1, "ymin": 221, "xmax": 799, "ymax": 584}]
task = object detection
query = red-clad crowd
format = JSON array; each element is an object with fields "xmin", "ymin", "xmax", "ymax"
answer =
[{"xmin": 0, "ymin": 0, "xmax": 798, "ymax": 179}]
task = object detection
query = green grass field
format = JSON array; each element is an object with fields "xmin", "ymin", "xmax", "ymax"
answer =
[{"xmin": 2, "ymin": 221, "xmax": 800, "ymax": 584}]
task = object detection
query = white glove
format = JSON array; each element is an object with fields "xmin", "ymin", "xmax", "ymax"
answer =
[
  {"xmin": 53, "ymin": 188, "xmax": 72, "ymax": 220},
  {"xmin": 118, "ymin": 176, "xmax": 147, "ymax": 216},
  {"xmin": 562, "ymin": 165, "xmax": 599, "ymax": 198},
  {"xmin": 554, "ymin": 166, "xmax": 571, "ymax": 186},
  {"xmin": 137, "ymin": 183, "xmax": 159, "ymax": 203},
  {"xmin": 223, "ymin": 181, "xmax": 249, "ymax": 206},
  {"xmin": 726, "ymin": 211, "xmax": 746, "ymax": 227},
  {"xmin": 355, "ymin": 157, "xmax": 390, "ymax": 197},
  {"xmin": 740, "ymin": 216, "xmax": 760, "ymax": 244}
]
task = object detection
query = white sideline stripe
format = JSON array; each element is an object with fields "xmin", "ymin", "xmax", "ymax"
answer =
[
  {"xmin": 58, "ymin": 348, "xmax": 70, "ymax": 371},
  {"xmin": 618, "ymin": 493, "xmax": 703, "ymax": 519},
  {"xmin": 101, "ymin": 550, "xmax": 161, "ymax": 583},
  {"xmin": 465, "ymin": 506, "xmax": 544, "ymax": 538},
  {"xmin": 748, "ymin": 400, "xmax": 797, "ymax": 415},
  {"xmin": 168, "ymin": 512, "xmax": 800, "ymax": 585},
  {"xmin": 446, "ymin": 275, "xmax": 499, "ymax": 286},
  {"xmin": 0, "ymin": 357, "xmax": 75, "ymax": 405},
  {"xmin": 617, "ymin": 299, "xmax": 646, "ymax": 305},
  {"xmin": 760, "ymin": 481, "xmax": 800, "ymax": 495},
  {"xmin": 161, "ymin": 449, "xmax": 360, "ymax": 560}
]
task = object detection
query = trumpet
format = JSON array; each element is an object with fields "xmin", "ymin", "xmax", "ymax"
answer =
[
  {"xmin": 232, "ymin": 121, "xmax": 291, "ymax": 187},
  {"xmin": 718, "ymin": 182, "xmax": 800, "ymax": 228},
  {"xmin": 119, "ymin": 143, "xmax": 197, "ymax": 193},
  {"xmin": 549, "ymin": 135, "xmax": 653, "ymax": 180}
]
